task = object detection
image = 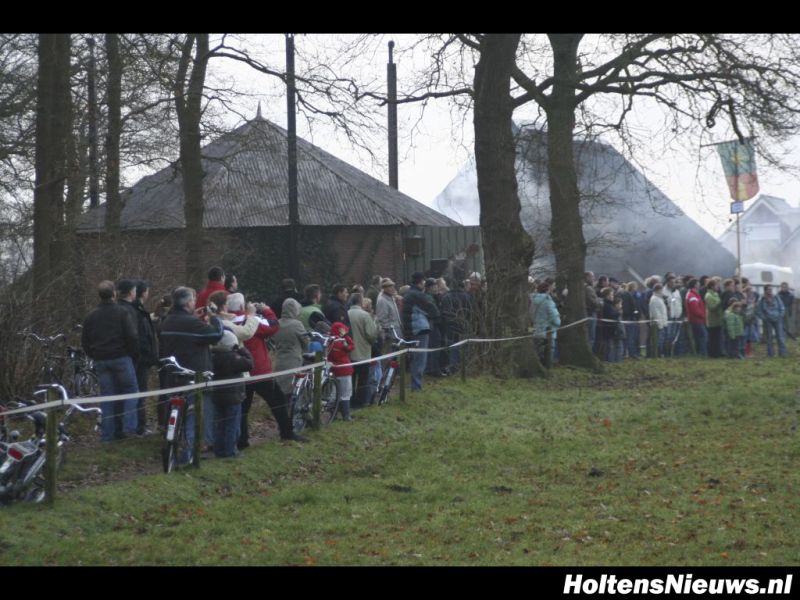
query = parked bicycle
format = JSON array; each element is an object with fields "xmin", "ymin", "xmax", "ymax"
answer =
[
  {"xmin": 0, "ymin": 384, "xmax": 101, "ymax": 504},
  {"xmin": 291, "ymin": 331, "xmax": 339, "ymax": 433},
  {"xmin": 159, "ymin": 356, "xmax": 213, "ymax": 473},
  {"xmin": 18, "ymin": 329, "xmax": 99, "ymax": 398},
  {"xmin": 375, "ymin": 327, "xmax": 420, "ymax": 406}
]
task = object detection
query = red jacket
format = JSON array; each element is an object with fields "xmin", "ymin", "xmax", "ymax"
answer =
[
  {"xmin": 196, "ymin": 280, "xmax": 227, "ymax": 312},
  {"xmin": 328, "ymin": 335, "xmax": 354, "ymax": 377},
  {"xmin": 232, "ymin": 307, "xmax": 279, "ymax": 375},
  {"xmin": 685, "ymin": 289, "xmax": 706, "ymax": 325}
]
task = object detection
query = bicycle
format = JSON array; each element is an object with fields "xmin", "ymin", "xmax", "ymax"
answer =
[
  {"xmin": 18, "ymin": 330, "xmax": 99, "ymax": 398},
  {"xmin": 158, "ymin": 356, "xmax": 213, "ymax": 473},
  {"xmin": 290, "ymin": 331, "xmax": 340, "ymax": 433},
  {"xmin": 0, "ymin": 384, "xmax": 101, "ymax": 504},
  {"xmin": 375, "ymin": 327, "xmax": 420, "ymax": 406}
]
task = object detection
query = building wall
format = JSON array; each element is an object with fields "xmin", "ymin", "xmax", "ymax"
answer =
[{"xmin": 76, "ymin": 225, "xmax": 407, "ymax": 310}]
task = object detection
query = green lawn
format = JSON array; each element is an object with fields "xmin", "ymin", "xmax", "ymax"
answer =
[{"xmin": 0, "ymin": 352, "xmax": 798, "ymax": 565}]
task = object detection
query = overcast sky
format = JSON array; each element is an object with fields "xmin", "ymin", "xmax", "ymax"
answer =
[{"xmin": 207, "ymin": 34, "xmax": 800, "ymax": 239}]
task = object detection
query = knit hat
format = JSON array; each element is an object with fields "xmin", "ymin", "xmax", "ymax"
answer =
[
  {"xmin": 214, "ymin": 329, "xmax": 239, "ymax": 351},
  {"xmin": 380, "ymin": 278, "xmax": 396, "ymax": 288}
]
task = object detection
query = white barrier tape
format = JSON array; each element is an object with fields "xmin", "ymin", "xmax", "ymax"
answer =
[{"xmin": 0, "ymin": 315, "xmax": 696, "ymax": 417}]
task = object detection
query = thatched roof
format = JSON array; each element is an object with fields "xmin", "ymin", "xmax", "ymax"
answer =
[{"xmin": 78, "ymin": 116, "xmax": 456, "ymax": 232}]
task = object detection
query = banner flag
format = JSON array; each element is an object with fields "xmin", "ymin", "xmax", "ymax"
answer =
[{"xmin": 717, "ymin": 139, "xmax": 759, "ymax": 201}]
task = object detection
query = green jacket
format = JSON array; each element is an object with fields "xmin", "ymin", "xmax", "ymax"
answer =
[
  {"xmin": 724, "ymin": 308, "xmax": 744, "ymax": 339},
  {"xmin": 299, "ymin": 303, "xmax": 324, "ymax": 331},
  {"xmin": 705, "ymin": 290, "xmax": 722, "ymax": 328},
  {"xmin": 347, "ymin": 306, "xmax": 379, "ymax": 361}
]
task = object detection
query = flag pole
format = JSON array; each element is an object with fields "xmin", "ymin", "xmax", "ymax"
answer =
[{"xmin": 736, "ymin": 212, "xmax": 742, "ymax": 278}]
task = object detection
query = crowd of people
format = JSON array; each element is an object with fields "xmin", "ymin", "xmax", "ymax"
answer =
[
  {"xmin": 79, "ymin": 267, "xmax": 484, "ymax": 460},
  {"xmin": 78, "ymin": 265, "xmax": 795, "ymax": 461},
  {"xmin": 530, "ymin": 270, "xmax": 795, "ymax": 364}
]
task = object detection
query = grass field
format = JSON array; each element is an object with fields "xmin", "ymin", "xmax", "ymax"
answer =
[{"xmin": 0, "ymin": 351, "xmax": 798, "ymax": 566}]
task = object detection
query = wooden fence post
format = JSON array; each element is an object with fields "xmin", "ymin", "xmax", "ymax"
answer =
[
  {"xmin": 399, "ymin": 352, "xmax": 407, "ymax": 402},
  {"xmin": 193, "ymin": 372, "xmax": 204, "ymax": 468},
  {"xmin": 44, "ymin": 387, "xmax": 58, "ymax": 506},
  {"xmin": 312, "ymin": 351, "xmax": 322, "ymax": 430}
]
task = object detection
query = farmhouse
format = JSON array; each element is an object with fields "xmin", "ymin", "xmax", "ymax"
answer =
[
  {"xmin": 435, "ymin": 126, "xmax": 737, "ymax": 282},
  {"xmin": 76, "ymin": 114, "xmax": 482, "ymax": 298}
]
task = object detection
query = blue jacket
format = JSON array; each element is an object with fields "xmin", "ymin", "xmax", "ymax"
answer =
[
  {"xmin": 529, "ymin": 293, "xmax": 561, "ymax": 339},
  {"xmin": 756, "ymin": 295, "xmax": 785, "ymax": 323}
]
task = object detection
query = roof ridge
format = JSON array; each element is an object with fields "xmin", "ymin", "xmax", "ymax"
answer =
[{"xmin": 257, "ymin": 119, "xmax": 453, "ymax": 225}]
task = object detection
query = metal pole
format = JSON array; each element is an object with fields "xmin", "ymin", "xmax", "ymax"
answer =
[
  {"xmin": 44, "ymin": 387, "xmax": 58, "ymax": 506},
  {"xmin": 87, "ymin": 36, "xmax": 99, "ymax": 208},
  {"xmin": 193, "ymin": 372, "xmax": 204, "ymax": 468},
  {"xmin": 387, "ymin": 40, "xmax": 398, "ymax": 190},
  {"xmin": 286, "ymin": 33, "xmax": 299, "ymax": 281},
  {"xmin": 736, "ymin": 212, "xmax": 742, "ymax": 278}
]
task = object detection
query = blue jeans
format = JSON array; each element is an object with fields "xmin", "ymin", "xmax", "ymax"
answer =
[
  {"xmin": 763, "ymin": 319, "xmax": 787, "ymax": 357},
  {"xmin": 366, "ymin": 362, "xmax": 382, "ymax": 405},
  {"xmin": 410, "ymin": 333, "xmax": 429, "ymax": 391},
  {"xmin": 446, "ymin": 330, "xmax": 462, "ymax": 372},
  {"xmin": 95, "ymin": 356, "xmax": 139, "ymax": 442},
  {"xmin": 213, "ymin": 402, "xmax": 241, "ymax": 458},
  {"xmin": 666, "ymin": 321, "xmax": 683, "ymax": 356},
  {"xmin": 691, "ymin": 323, "xmax": 708, "ymax": 356},
  {"xmin": 625, "ymin": 323, "xmax": 640, "ymax": 357},
  {"xmin": 605, "ymin": 338, "xmax": 623, "ymax": 363},
  {"xmin": 587, "ymin": 316, "xmax": 597, "ymax": 352},
  {"xmin": 656, "ymin": 327, "xmax": 668, "ymax": 357}
]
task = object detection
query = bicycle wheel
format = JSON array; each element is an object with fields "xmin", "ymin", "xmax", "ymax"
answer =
[
  {"xmin": 320, "ymin": 378, "xmax": 339, "ymax": 426},
  {"xmin": 378, "ymin": 365, "xmax": 396, "ymax": 405},
  {"xmin": 292, "ymin": 383, "xmax": 312, "ymax": 433},
  {"xmin": 74, "ymin": 370, "xmax": 99, "ymax": 398}
]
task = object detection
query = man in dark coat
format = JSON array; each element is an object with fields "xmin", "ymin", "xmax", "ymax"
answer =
[
  {"xmin": 82, "ymin": 280, "xmax": 140, "ymax": 442},
  {"xmin": 323, "ymin": 283, "xmax": 350, "ymax": 327},
  {"xmin": 271, "ymin": 278, "xmax": 304, "ymax": 319},
  {"xmin": 401, "ymin": 272, "xmax": 440, "ymax": 391},
  {"xmin": 159, "ymin": 286, "xmax": 224, "ymax": 462}
]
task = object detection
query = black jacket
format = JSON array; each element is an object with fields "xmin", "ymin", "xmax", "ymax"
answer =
[
  {"xmin": 158, "ymin": 309, "xmax": 224, "ymax": 376},
  {"xmin": 119, "ymin": 299, "xmax": 159, "ymax": 367},
  {"xmin": 440, "ymin": 289, "xmax": 474, "ymax": 335},
  {"xmin": 271, "ymin": 290, "xmax": 304, "ymax": 319},
  {"xmin": 401, "ymin": 287, "xmax": 440, "ymax": 338},
  {"xmin": 211, "ymin": 345, "xmax": 253, "ymax": 406},
  {"xmin": 323, "ymin": 297, "xmax": 350, "ymax": 327},
  {"xmin": 82, "ymin": 300, "xmax": 139, "ymax": 361}
]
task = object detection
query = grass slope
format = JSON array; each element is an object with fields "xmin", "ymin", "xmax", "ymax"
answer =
[{"xmin": 0, "ymin": 355, "xmax": 798, "ymax": 565}]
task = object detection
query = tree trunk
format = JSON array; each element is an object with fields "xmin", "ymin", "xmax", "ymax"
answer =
[
  {"xmin": 104, "ymin": 33, "xmax": 122, "ymax": 241},
  {"xmin": 474, "ymin": 34, "xmax": 544, "ymax": 378},
  {"xmin": 546, "ymin": 34, "xmax": 601, "ymax": 371},
  {"xmin": 174, "ymin": 34, "xmax": 209, "ymax": 288},
  {"xmin": 33, "ymin": 34, "xmax": 71, "ymax": 309}
]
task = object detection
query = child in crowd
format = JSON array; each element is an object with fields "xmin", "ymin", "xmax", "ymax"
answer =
[
  {"xmin": 328, "ymin": 321, "xmax": 355, "ymax": 421},
  {"xmin": 724, "ymin": 300, "xmax": 745, "ymax": 359}
]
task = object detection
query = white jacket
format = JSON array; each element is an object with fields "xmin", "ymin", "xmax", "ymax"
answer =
[
  {"xmin": 649, "ymin": 294, "xmax": 668, "ymax": 329},
  {"xmin": 665, "ymin": 288, "xmax": 683, "ymax": 320}
]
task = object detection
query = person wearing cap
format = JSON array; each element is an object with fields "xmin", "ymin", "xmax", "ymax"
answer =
[
  {"xmin": 402, "ymin": 272, "xmax": 440, "ymax": 391},
  {"xmin": 376, "ymin": 278, "xmax": 402, "ymax": 351},
  {"xmin": 328, "ymin": 321, "xmax": 355, "ymax": 420},
  {"xmin": 347, "ymin": 293, "xmax": 379, "ymax": 407},
  {"xmin": 211, "ymin": 330, "xmax": 253, "ymax": 458}
]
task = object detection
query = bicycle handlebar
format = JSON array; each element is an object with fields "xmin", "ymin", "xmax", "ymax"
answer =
[
  {"xmin": 158, "ymin": 356, "xmax": 214, "ymax": 381},
  {"xmin": 389, "ymin": 327, "xmax": 420, "ymax": 348},
  {"xmin": 18, "ymin": 331, "xmax": 66, "ymax": 346},
  {"xmin": 33, "ymin": 384, "xmax": 69, "ymax": 403}
]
